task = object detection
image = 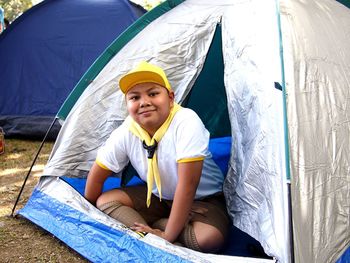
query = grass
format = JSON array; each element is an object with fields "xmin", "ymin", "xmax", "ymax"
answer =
[{"xmin": 0, "ymin": 139, "xmax": 87, "ymax": 262}]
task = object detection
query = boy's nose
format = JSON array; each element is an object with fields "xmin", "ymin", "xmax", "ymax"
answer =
[{"xmin": 140, "ymin": 97, "xmax": 151, "ymax": 107}]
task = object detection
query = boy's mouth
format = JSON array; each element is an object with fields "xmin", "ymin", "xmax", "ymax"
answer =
[{"xmin": 138, "ymin": 109, "xmax": 155, "ymax": 115}]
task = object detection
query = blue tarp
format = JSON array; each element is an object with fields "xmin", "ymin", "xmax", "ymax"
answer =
[
  {"xmin": 20, "ymin": 187, "xmax": 188, "ymax": 263},
  {"xmin": 0, "ymin": 0, "xmax": 145, "ymax": 139},
  {"xmin": 337, "ymin": 248, "xmax": 350, "ymax": 263}
]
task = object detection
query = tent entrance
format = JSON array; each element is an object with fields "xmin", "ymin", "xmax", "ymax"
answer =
[
  {"xmin": 182, "ymin": 24, "xmax": 231, "ymax": 138},
  {"xmin": 181, "ymin": 24, "xmax": 271, "ymax": 259}
]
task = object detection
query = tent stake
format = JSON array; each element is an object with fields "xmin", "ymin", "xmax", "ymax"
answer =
[{"xmin": 11, "ymin": 117, "xmax": 58, "ymax": 217}]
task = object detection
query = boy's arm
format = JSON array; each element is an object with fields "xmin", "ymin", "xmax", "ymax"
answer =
[
  {"xmin": 85, "ymin": 162, "xmax": 112, "ymax": 205},
  {"xmin": 132, "ymin": 160, "xmax": 202, "ymax": 241},
  {"xmin": 163, "ymin": 160, "xmax": 203, "ymax": 242}
]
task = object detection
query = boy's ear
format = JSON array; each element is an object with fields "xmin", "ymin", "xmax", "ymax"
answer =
[{"xmin": 169, "ymin": 91, "xmax": 175, "ymax": 103}]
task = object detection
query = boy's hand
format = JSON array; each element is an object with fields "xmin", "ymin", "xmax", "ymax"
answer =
[{"xmin": 131, "ymin": 222, "xmax": 166, "ymax": 240}]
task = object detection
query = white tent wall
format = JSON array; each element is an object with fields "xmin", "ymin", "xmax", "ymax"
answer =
[
  {"xmin": 280, "ymin": 0, "xmax": 350, "ymax": 262},
  {"xmin": 221, "ymin": 0, "xmax": 289, "ymax": 262},
  {"xmin": 42, "ymin": 0, "xmax": 290, "ymax": 262}
]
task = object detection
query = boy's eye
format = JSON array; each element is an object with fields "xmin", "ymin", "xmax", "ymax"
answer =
[
  {"xmin": 149, "ymin": 92, "xmax": 159, "ymax": 97},
  {"xmin": 128, "ymin": 95, "xmax": 139, "ymax": 101}
]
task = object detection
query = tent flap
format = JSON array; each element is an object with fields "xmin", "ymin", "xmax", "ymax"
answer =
[{"xmin": 280, "ymin": 0, "xmax": 350, "ymax": 262}]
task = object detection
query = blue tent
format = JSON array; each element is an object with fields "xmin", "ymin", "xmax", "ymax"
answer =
[{"xmin": 0, "ymin": 0, "xmax": 145, "ymax": 140}]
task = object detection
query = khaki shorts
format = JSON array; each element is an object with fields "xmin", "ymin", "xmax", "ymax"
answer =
[{"xmin": 121, "ymin": 185, "xmax": 230, "ymax": 237}]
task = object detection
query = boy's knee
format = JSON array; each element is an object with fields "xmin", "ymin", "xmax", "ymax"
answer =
[
  {"xmin": 97, "ymin": 199, "xmax": 123, "ymax": 215},
  {"xmin": 182, "ymin": 224, "xmax": 201, "ymax": 251},
  {"xmin": 96, "ymin": 193, "xmax": 112, "ymax": 209},
  {"xmin": 96, "ymin": 189, "xmax": 133, "ymax": 209},
  {"xmin": 193, "ymin": 222, "xmax": 225, "ymax": 253},
  {"xmin": 96, "ymin": 199, "xmax": 147, "ymax": 227}
]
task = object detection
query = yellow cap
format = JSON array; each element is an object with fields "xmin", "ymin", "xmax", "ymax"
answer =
[{"xmin": 119, "ymin": 61, "xmax": 172, "ymax": 94}]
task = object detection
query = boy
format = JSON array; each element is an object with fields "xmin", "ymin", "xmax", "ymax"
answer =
[{"xmin": 85, "ymin": 61, "xmax": 229, "ymax": 252}]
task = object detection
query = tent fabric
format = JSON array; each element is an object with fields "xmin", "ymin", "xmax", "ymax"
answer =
[
  {"xmin": 42, "ymin": 0, "xmax": 289, "ymax": 262},
  {"xmin": 1, "ymin": 116, "xmax": 61, "ymax": 140},
  {"xmin": 17, "ymin": 0, "xmax": 350, "ymax": 262},
  {"xmin": 0, "ymin": 0, "xmax": 145, "ymax": 139},
  {"xmin": 220, "ymin": 1, "xmax": 289, "ymax": 261},
  {"xmin": 280, "ymin": 0, "xmax": 350, "ymax": 262}
]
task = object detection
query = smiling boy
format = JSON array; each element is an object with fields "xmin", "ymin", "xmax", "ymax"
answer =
[{"xmin": 85, "ymin": 61, "xmax": 229, "ymax": 252}]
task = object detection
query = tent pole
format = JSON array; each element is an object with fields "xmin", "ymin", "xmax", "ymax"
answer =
[
  {"xmin": 288, "ymin": 182, "xmax": 295, "ymax": 263},
  {"xmin": 10, "ymin": 117, "xmax": 58, "ymax": 217}
]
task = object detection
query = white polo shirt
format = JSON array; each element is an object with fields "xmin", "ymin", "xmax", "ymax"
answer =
[{"xmin": 96, "ymin": 108, "xmax": 224, "ymax": 200}]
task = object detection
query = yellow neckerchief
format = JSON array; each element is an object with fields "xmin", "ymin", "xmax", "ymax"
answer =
[{"xmin": 128, "ymin": 103, "xmax": 182, "ymax": 207}]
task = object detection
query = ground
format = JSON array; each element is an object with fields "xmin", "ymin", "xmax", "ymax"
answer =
[{"xmin": 0, "ymin": 139, "xmax": 87, "ymax": 263}]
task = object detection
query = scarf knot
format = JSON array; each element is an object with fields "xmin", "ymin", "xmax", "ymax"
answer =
[{"xmin": 142, "ymin": 140, "xmax": 158, "ymax": 159}]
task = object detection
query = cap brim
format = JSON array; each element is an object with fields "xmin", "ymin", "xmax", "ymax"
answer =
[{"xmin": 119, "ymin": 71, "xmax": 166, "ymax": 94}]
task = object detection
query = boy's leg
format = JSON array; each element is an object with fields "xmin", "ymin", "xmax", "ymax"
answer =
[
  {"xmin": 96, "ymin": 188, "xmax": 147, "ymax": 226},
  {"xmin": 152, "ymin": 194, "xmax": 230, "ymax": 252},
  {"xmin": 152, "ymin": 218, "xmax": 212, "ymax": 252},
  {"xmin": 97, "ymin": 185, "xmax": 169, "ymax": 226},
  {"xmin": 98, "ymin": 200, "xmax": 147, "ymax": 226},
  {"xmin": 188, "ymin": 194, "xmax": 230, "ymax": 252},
  {"xmin": 152, "ymin": 218, "xmax": 221, "ymax": 252},
  {"xmin": 190, "ymin": 221, "xmax": 225, "ymax": 252},
  {"xmin": 122, "ymin": 185, "xmax": 171, "ymax": 224}
]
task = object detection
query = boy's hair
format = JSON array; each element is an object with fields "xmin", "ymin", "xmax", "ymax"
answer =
[{"xmin": 119, "ymin": 61, "xmax": 172, "ymax": 94}]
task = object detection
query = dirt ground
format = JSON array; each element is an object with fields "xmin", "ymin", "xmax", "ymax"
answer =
[{"xmin": 0, "ymin": 139, "xmax": 88, "ymax": 263}]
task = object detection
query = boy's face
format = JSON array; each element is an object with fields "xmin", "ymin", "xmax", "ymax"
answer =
[{"xmin": 126, "ymin": 82, "xmax": 174, "ymax": 136}]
